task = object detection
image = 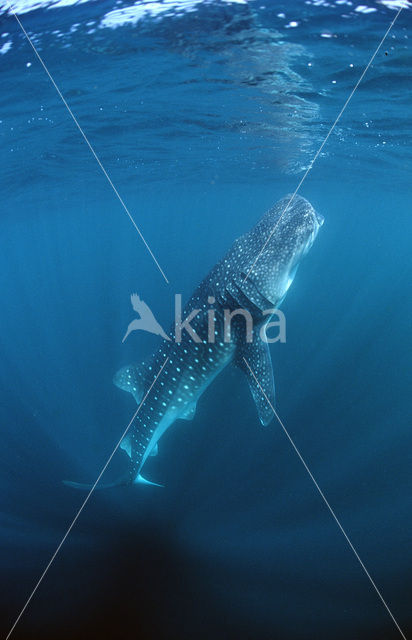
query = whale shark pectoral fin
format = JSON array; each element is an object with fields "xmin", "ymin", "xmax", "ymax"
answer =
[
  {"xmin": 235, "ymin": 340, "xmax": 275, "ymax": 427},
  {"xmin": 113, "ymin": 363, "xmax": 145, "ymax": 403},
  {"xmin": 180, "ymin": 401, "xmax": 197, "ymax": 421}
]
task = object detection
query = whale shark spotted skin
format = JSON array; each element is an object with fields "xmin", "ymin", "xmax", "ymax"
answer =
[
  {"xmin": 65, "ymin": 194, "xmax": 323, "ymax": 489},
  {"xmin": 110, "ymin": 194, "xmax": 324, "ymax": 487}
]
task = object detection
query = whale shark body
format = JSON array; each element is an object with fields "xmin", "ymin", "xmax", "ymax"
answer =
[{"xmin": 66, "ymin": 194, "xmax": 323, "ymax": 489}]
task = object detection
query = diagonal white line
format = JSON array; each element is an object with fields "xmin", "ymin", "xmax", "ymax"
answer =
[
  {"xmin": 5, "ymin": 356, "xmax": 169, "ymax": 640},
  {"xmin": 242, "ymin": 356, "xmax": 407, "ymax": 640},
  {"xmin": 242, "ymin": 3, "xmax": 405, "ymax": 284},
  {"xmin": 6, "ymin": 2, "xmax": 169, "ymax": 285}
]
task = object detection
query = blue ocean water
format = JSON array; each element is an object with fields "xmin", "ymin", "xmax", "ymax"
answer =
[{"xmin": 0, "ymin": 0, "xmax": 411, "ymax": 638}]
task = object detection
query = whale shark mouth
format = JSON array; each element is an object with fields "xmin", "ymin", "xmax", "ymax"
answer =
[
  {"xmin": 290, "ymin": 204, "xmax": 323, "ymax": 258},
  {"xmin": 315, "ymin": 210, "xmax": 325, "ymax": 226},
  {"xmin": 292, "ymin": 201, "xmax": 323, "ymax": 233}
]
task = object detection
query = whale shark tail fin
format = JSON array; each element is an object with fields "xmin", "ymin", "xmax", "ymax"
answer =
[
  {"xmin": 62, "ymin": 471, "xmax": 130, "ymax": 490},
  {"xmin": 63, "ymin": 479, "xmax": 124, "ymax": 490},
  {"xmin": 63, "ymin": 473, "xmax": 163, "ymax": 490},
  {"xmin": 113, "ymin": 363, "xmax": 146, "ymax": 403},
  {"xmin": 134, "ymin": 474, "xmax": 163, "ymax": 488}
]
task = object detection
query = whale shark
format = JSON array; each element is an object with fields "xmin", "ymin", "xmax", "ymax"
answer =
[{"xmin": 66, "ymin": 194, "xmax": 323, "ymax": 489}]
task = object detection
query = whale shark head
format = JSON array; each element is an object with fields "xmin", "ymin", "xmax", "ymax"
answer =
[{"xmin": 247, "ymin": 194, "xmax": 323, "ymax": 306}]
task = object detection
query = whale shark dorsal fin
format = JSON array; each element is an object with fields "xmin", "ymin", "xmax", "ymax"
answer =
[
  {"xmin": 235, "ymin": 340, "xmax": 275, "ymax": 426},
  {"xmin": 120, "ymin": 435, "xmax": 158, "ymax": 457},
  {"xmin": 113, "ymin": 363, "xmax": 145, "ymax": 403},
  {"xmin": 180, "ymin": 401, "xmax": 197, "ymax": 421}
]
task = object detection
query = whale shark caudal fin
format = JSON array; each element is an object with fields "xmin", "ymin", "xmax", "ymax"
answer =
[
  {"xmin": 235, "ymin": 340, "xmax": 276, "ymax": 427},
  {"xmin": 113, "ymin": 363, "xmax": 146, "ymax": 403},
  {"xmin": 63, "ymin": 473, "xmax": 163, "ymax": 490},
  {"xmin": 63, "ymin": 363, "xmax": 164, "ymax": 491},
  {"xmin": 134, "ymin": 474, "xmax": 163, "ymax": 487}
]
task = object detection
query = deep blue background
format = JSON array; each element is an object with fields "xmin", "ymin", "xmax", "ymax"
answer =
[{"xmin": 0, "ymin": 1, "xmax": 411, "ymax": 638}]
